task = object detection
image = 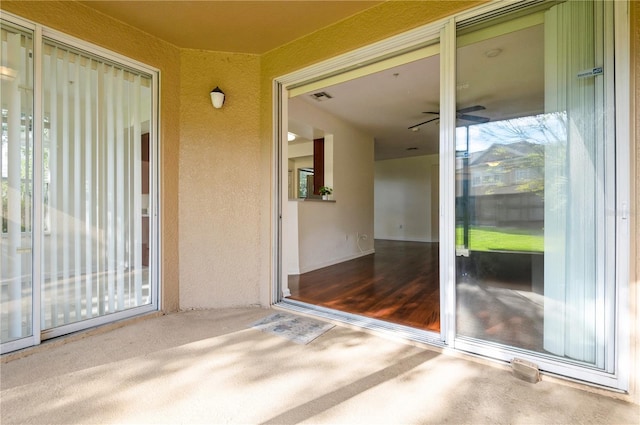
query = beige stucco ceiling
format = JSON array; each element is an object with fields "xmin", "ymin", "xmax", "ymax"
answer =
[{"xmin": 79, "ymin": 0, "xmax": 383, "ymax": 54}]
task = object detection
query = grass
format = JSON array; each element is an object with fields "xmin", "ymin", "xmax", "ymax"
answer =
[{"xmin": 456, "ymin": 226, "xmax": 544, "ymax": 252}]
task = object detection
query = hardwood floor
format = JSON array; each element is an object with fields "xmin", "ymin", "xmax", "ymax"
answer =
[
  {"xmin": 288, "ymin": 239, "xmax": 543, "ymax": 351},
  {"xmin": 288, "ymin": 239, "xmax": 440, "ymax": 332}
]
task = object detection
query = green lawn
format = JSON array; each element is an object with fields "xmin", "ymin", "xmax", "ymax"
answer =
[{"xmin": 456, "ymin": 226, "xmax": 544, "ymax": 252}]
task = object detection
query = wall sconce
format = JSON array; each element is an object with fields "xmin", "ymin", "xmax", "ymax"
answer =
[{"xmin": 210, "ymin": 86, "xmax": 225, "ymax": 109}]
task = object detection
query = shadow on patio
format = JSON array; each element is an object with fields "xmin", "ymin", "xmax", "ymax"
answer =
[{"xmin": 1, "ymin": 308, "xmax": 638, "ymax": 424}]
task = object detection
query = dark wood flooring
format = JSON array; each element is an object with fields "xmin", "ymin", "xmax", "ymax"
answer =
[{"xmin": 287, "ymin": 239, "xmax": 440, "ymax": 332}]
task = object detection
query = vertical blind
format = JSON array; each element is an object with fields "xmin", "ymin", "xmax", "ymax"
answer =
[
  {"xmin": 543, "ymin": 0, "xmax": 606, "ymax": 367},
  {"xmin": 0, "ymin": 25, "xmax": 34, "ymax": 342},
  {"xmin": 41, "ymin": 40, "xmax": 152, "ymax": 330}
]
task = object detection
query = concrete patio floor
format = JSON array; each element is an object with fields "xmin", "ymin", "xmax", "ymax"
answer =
[{"xmin": 1, "ymin": 308, "xmax": 638, "ymax": 424}]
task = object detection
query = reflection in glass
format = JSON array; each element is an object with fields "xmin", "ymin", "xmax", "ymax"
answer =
[
  {"xmin": 0, "ymin": 23, "xmax": 34, "ymax": 344},
  {"xmin": 298, "ymin": 168, "xmax": 314, "ymax": 198},
  {"xmin": 455, "ymin": 0, "xmax": 610, "ymax": 368}
]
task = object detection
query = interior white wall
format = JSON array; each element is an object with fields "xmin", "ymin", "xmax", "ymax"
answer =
[
  {"xmin": 285, "ymin": 201, "xmax": 300, "ymax": 275},
  {"xmin": 288, "ymin": 140, "xmax": 313, "ymax": 158},
  {"xmin": 324, "ymin": 134, "xmax": 334, "ymax": 188},
  {"xmin": 287, "ymin": 97, "xmax": 375, "ymax": 274},
  {"xmin": 374, "ymin": 154, "xmax": 439, "ymax": 242}
]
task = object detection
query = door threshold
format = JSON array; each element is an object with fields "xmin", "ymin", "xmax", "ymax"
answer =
[{"xmin": 276, "ymin": 299, "xmax": 444, "ymax": 348}]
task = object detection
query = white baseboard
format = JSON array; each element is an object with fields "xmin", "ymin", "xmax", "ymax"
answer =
[
  {"xmin": 287, "ymin": 267, "xmax": 301, "ymax": 275},
  {"xmin": 296, "ymin": 249, "xmax": 375, "ymax": 275},
  {"xmin": 375, "ymin": 236, "xmax": 436, "ymax": 243}
]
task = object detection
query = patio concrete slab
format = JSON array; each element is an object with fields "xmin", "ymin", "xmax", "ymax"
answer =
[{"xmin": 1, "ymin": 308, "xmax": 638, "ymax": 424}]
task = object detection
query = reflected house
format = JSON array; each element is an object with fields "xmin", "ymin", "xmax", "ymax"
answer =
[
  {"xmin": 458, "ymin": 141, "xmax": 545, "ymax": 230},
  {"xmin": 456, "ymin": 140, "xmax": 546, "ymax": 308}
]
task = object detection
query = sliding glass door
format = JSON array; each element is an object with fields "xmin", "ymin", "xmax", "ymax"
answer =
[
  {"xmin": 0, "ymin": 22, "xmax": 34, "ymax": 345},
  {"xmin": 40, "ymin": 39, "xmax": 153, "ymax": 334},
  {"xmin": 1, "ymin": 16, "xmax": 158, "ymax": 352},
  {"xmin": 454, "ymin": 0, "xmax": 615, "ymax": 372},
  {"xmin": 274, "ymin": 1, "xmax": 628, "ymax": 389}
]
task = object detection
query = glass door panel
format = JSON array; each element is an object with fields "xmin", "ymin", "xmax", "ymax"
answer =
[
  {"xmin": 284, "ymin": 50, "xmax": 442, "ymax": 334},
  {"xmin": 41, "ymin": 40, "xmax": 153, "ymax": 331},
  {"xmin": 454, "ymin": 1, "xmax": 612, "ymax": 369},
  {"xmin": 1, "ymin": 17, "xmax": 158, "ymax": 352},
  {"xmin": 0, "ymin": 22, "xmax": 34, "ymax": 344}
]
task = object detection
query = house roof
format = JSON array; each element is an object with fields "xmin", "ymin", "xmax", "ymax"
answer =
[{"xmin": 469, "ymin": 141, "xmax": 544, "ymax": 166}]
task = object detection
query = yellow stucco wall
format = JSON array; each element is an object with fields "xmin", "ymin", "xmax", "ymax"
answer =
[
  {"xmin": 0, "ymin": 0, "xmax": 181, "ymax": 312},
  {"xmin": 178, "ymin": 49, "xmax": 262, "ymax": 307}
]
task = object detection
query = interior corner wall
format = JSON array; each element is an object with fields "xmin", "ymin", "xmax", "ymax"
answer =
[
  {"xmin": 288, "ymin": 99, "xmax": 374, "ymax": 273},
  {"xmin": 178, "ymin": 49, "xmax": 262, "ymax": 309},
  {"xmin": 0, "ymin": 0, "xmax": 181, "ymax": 312},
  {"xmin": 374, "ymin": 155, "xmax": 439, "ymax": 242}
]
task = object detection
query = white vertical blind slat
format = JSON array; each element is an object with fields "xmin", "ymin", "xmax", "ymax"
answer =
[
  {"xmin": 84, "ymin": 58, "xmax": 94, "ymax": 319},
  {"xmin": 115, "ymin": 69, "xmax": 125, "ymax": 310},
  {"xmin": 132, "ymin": 75, "xmax": 142, "ymax": 306},
  {"xmin": 7, "ymin": 32, "xmax": 23, "ymax": 338},
  {"xmin": 105, "ymin": 64, "xmax": 115, "ymax": 313},
  {"xmin": 47, "ymin": 46, "xmax": 59, "ymax": 327},
  {"xmin": 23, "ymin": 51, "xmax": 32, "ymax": 235},
  {"xmin": 73, "ymin": 57, "xmax": 82, "ymax": 320},
  {"xmin": 60, "ymin": 50, "xmax": 70, "ymax": 323},
  {"xmin": 97, "ymin": 61, "xmax": 106, "ymax": 316}
]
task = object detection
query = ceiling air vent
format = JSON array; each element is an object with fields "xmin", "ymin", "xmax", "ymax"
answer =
[{"xmin": 310, "ymin": 91, "xmax": 333, "ymax": 102}]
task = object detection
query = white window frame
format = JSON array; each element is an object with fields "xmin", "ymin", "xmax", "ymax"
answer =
[
  {"xmin": 449, "ymin": 0, "xmax": 630, "ymax": 391},
  {"xmin": 0, "ymin": 11, "xmax": 161, "ymax": 353},
  {"xmin": 272, "ymin": 0, "xmax": 631, "ymax": 391}
]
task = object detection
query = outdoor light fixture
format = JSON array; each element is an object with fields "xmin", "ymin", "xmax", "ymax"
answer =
[
  {"xmin": 287, "ymin": 132, "xmax": 297, "ymax": 142},
  {"xmin": 210, "ymin": 86, "xmax": 225, "ymax": 108}
]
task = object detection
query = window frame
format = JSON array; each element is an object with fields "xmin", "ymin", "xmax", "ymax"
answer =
[
  {"xmin": 0, "ymin": 11, "xmax": 161, "ymax": 353},
  {"xmin": 272, "ymin": 0, "xmax": 631, "ymax": 390}
]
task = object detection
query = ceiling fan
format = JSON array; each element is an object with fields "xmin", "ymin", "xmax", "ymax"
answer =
[{"xmin": 408, "ymin": 105, "xmax": 490, "ymax": 130}]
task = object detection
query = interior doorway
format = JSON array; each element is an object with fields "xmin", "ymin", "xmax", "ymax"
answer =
[{"xmin": 282, "ymin": 49, "xmax": 442, "ymax": 333}]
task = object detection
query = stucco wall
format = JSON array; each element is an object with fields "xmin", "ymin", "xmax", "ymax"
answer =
[
  {"xmin": 178, "ymin": 49, "xmax": 262, "ymax": 308},
  {"xmin": 0, "ymin": 0, "xmax": 181, "ymax": 312}
]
